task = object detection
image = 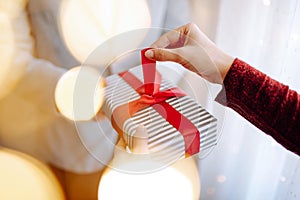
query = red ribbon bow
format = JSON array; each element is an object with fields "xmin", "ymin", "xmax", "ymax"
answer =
[{"xmin": 111, "ymin": 48, "xmax": 200, "ymax": 156}]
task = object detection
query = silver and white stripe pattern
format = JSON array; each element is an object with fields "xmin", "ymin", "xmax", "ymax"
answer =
[{"xmin": 103, "ymin": 65, "xmax": 217, "ymax": 160}]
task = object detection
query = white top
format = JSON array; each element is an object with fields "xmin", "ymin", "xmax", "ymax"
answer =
[{"xmin": 0, "ymin": 0, "xmax": 190, "ymax": 173}]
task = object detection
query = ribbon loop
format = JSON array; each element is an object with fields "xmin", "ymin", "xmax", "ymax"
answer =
[{"xmin": 111, "ymin": 49, "xmax": 200, "ymax": 157}]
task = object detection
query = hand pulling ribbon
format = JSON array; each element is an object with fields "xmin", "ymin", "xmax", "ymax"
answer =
[{"xmin": 111, "ymin": 48, "xmax": 200, "ymax": 156}]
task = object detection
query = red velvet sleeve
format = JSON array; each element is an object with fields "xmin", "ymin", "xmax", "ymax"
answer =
[{"xmin": 215, "ymin": 58, "xmax": 300, "ymax": 155}]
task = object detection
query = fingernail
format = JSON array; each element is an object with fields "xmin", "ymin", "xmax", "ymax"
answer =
[{"xmin": 145, "ymin": 50, "xmax": 154, "ymax": 58}]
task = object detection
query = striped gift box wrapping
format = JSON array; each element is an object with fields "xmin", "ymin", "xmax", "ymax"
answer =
[{"xmin": 103, "ymin": 65, "xmax": 218, "ymax": 161}]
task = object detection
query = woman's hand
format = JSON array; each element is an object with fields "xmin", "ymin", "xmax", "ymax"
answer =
[
  {"xmin": 113, "ymin": 125, "xmax": 149, "ymax": 160},
  {"xmin": 145, "ymin": 23, "xmax": 234, "ymax": 84}
]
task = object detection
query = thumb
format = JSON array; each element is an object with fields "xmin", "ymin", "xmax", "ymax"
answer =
[
  {"xmin": 145, "ymin": 48, "xmax": 181, "ymax": 63},
  {"xmin": 131, "ymin": 125, "xmax": 149, "ymax": 154}
]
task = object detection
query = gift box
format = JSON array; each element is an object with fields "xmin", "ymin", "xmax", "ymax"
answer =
[{"xmin": 103, "ymin": 49, "xmax": 217, "ymax": 161}]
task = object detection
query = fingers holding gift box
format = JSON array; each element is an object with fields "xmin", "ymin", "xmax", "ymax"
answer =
[
  {"xmin": 103, "ymin": 49, "xmax": 218, "ymax": 163},
  {"xmin": 55, "ymin": 49, "xmax": 218, "ymax": 164}
]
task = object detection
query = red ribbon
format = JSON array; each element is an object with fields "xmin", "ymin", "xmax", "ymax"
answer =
[{"xmin": 111, "ymin": 48, "xmax": 200, "ymax": 156}]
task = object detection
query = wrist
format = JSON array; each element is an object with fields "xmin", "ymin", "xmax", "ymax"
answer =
[{"xmin": 215, "ymin": 51, "xmax": 234, "ymax": 84}]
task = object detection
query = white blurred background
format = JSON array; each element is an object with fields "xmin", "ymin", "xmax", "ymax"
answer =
[
  {"xmin": 0, "ymin": 0, "xmax": 299, "ymax": 199},
  {"xmin": 192, "ymin": 0, "xmax": 300, "ymax": 199}
]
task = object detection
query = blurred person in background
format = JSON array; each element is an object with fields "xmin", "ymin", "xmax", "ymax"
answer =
[{"xmin": 0, "ymin": 0, "xmax": 199, "ymax": 199}]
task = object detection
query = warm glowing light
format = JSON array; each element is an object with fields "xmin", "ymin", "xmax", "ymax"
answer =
[
  {"xmin": 271, "ymin": 141, "xmax": 277, "ymax": 147},
  {"xmin": 263, "ymin": 0, "xmax": 271, "ymax": 6},
  {"xmin": 0, "ymin": 148, "xmax": 64, "ymax": 200},
  {"xmin": 280, "ymin": 176, "xmax": 286, "ymax": 182},
  {"xmin": 55, "ymin": 66, "xmax": 105, "ymax": 121},
  {"xmin": 207, "ymin": 187, "xmax": 215, "ymax": 195},
  {"xmin": 98, "ymin": 158, "xmax": 200, "ymax": 200},
  {"xmin": 217, "ymin": 175, "xmax": 226, "ymax": 183},
  {"xmin": 60, "ymin": 0, "xmax": 151, "ymax": 63},
  {"xmin": 99, "ymin": 167, "xmax": 192, "ymax": 200},
  {"xmin": 291, "ymin": 33, "xmax": 299, "ymax": 41}
]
